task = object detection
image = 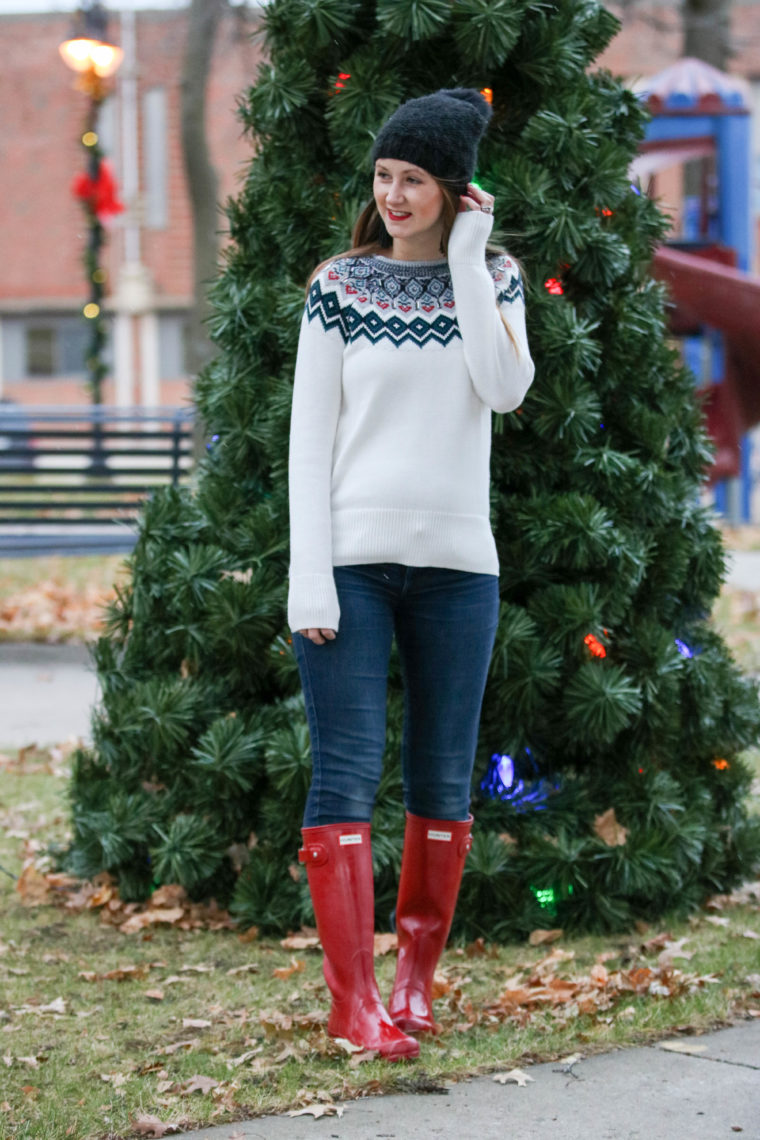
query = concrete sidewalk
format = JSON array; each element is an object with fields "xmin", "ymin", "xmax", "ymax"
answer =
[
  {"xmin": 0, "ymin": 640, "xmax": 97, "ymax": 746},
  {"xmin": 179, "ymin": 1021, "xmax": 760, "ymax": 1140}
]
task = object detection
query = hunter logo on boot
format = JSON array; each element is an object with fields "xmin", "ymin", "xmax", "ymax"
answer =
[
  {"xmin": 427, "ymin": 829, "xmax": 453, "ymax": 841},
  {"xmin": 339, "ymin": 833, "xmax": 363, "ymax": 845}
]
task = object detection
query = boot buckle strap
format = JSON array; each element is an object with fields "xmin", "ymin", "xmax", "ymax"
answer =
[
  {"xmin": 459, "ymin": 835, "xmax": 473, "ymax": 857},
  {"xmin": 298, "ymin": 842, "xmax": 328, "ymax": 866}
]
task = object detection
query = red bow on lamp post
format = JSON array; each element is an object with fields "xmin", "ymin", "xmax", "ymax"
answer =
[{"xmin": 72, "ymin": 160, "xmax": 125, "ymax": 222}]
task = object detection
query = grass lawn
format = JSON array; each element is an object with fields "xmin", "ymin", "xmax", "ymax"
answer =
[{"xmin": 0, "ymin": 542, "xmax": 759, "ymax": 1139}]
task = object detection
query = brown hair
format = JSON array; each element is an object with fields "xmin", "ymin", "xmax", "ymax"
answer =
[{"xmin": 307, "ymin": 172, "xmax": 522, "ymax": 355}]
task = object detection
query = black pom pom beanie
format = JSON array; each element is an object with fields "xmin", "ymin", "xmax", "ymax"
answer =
[{"xmin": 370, "ymin": 88, "xmax": 492, "ymax": 188}]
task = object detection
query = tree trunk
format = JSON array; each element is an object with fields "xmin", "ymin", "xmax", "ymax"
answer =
[
  {"xmin": 181, "ymin": 0, "xmax": 226, "ymax": 453},
  {"xmin": 683, "ymin": 0, "xmax": 732, "ymax": 70},
  {"xmin": 682, "ymin": 0, "xmax": 732, "ymax": 204}
]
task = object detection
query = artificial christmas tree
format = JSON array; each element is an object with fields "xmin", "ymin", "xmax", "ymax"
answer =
[{"xmin": 67, "ymin": 0, "xmax": 760, "ymax": 940}]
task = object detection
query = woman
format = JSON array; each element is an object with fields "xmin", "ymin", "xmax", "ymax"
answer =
[{"xmin": 288, "ymin": 88, "xmax": 535, "ymax": 1059}]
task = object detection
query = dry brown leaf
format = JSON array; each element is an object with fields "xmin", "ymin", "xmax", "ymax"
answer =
[
  {"xmin": 348, "ymin": 1049, "xmax": 378, "ymax": 1067},
  {"xmin": 237, "ymin": 925, "xmax": 260, "ymax": 944},
  {"xmin": 493, "ymin": 1068, "xmax": 535, "ymax": 1087},
  {"xmin": 658, "ymin": 939, "xmax": 692, "ymax": 965},
  {"xmin": 659, "ymin": 1039, "xmax": 708, "ymax": 1055},
  {"xmin": 529, "ymin": 928, "xmax": 563, "ymax": 946},
  {"xmin": 287, "ymin": 1105, "xmax": 343, "ymax": 1119},
  {"xmin": 280, "ymin": 932, "xmax": 320, "ymax": 951},
  {"xmin": 642, "ymin": 931, "xmax": 673, "ymax": 953},
  {"xmin": 15, "ymin": 864, "xmax": 51, "ymax": 907},
  {"xmin": 100, "ymin": 1072, "xmax": 129, "ymax": 1087},
  {"xmin": 120, "ymin": 908, "xmax": 185, "ymax": 935},
  {"xmin": 182, "ymin": 1019, "xmax": 211, "ymax": 1030},
  {"xmin": 131, "ymin": 1114, "xmax": 181, "ymax": 1136},
  {"xmin": 145, "ymin": 990, "xmax": 165, "ymax": 1002},
  {"xmin": 226, "ymin": 963, "xmax": 260, "ymax": 976},
  {"xmin": 160, "ymin": 1040, "xmax": 198, "ymax": 1056},
  {"xmin": 431, "ymin": 972, "xmax": 452, "ymax": 999},
  {"xmin": 181, "ymin": 1075, "xmax": 219, "ymax": 1095},
  {"xmin": 593, "ymin": 808, "xmax": 629, "ymax": 847},
  {"xmin": 373, "ymin": 932, "xmax": 398, "ymax": 956},
  {"xmin": 272, "ymin": 956, "xmax": 306, "ymax": 980}
]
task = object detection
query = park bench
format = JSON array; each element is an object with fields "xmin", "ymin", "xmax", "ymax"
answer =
[{"xmin": 0, "ymin": 404, "xmax": 194, "ymax": 557}]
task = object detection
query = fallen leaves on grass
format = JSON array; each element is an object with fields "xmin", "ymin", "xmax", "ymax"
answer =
[
  {"xmin": 437, "ymin": 944, "xmax": 724, "ymax": 1034},
  {"xmin": 15, "ymin": 860, "xmax": 239, "ymax": 934},
  {"xmin": 0, "ymin": 577, "xmax": 116, "ymax": 641}
]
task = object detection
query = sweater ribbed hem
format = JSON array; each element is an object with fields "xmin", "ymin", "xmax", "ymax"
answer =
[{"xmin": 331, "ymin": 508, "xmax": 499, "ymax": 575}]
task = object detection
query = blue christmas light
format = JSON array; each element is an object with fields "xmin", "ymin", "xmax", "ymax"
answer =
[
  {"xmin": 481, "ymin": 749, "xmax": 554, "ymax": 812},
  {"xmin": 206, "ymin": 433, "xmax": 220, "ymax": 452},
  {"xmin": 630, "ymin": 183, "xmax": 642, "ymax": 195},
  {"xmin": 674, "ymin": 638, "xmax": 693, "ymax": 658}
]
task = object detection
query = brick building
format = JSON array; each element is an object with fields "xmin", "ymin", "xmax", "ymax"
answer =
[
  {"xmin": 0, "ymin": 2, "xmax": 261, "ymax": 407},
  {"xmin": 0, "ymin": 1, "xmax": 758, "ymax": 409}
]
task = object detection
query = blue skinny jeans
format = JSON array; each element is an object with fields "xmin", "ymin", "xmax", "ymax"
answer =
[{"xmin": 294, "ymin": 564, "xmax": 500, "ymax": 827}]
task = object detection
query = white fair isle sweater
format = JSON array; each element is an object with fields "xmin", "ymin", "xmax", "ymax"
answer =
[{"xmin": 287, "ymin": 209, "xmax": 535, "ymax": 633}]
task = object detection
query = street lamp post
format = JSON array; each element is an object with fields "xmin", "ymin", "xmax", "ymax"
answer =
[{"xmin": 59, "ymin": 2, "xmax": 124, "ymax": 470}]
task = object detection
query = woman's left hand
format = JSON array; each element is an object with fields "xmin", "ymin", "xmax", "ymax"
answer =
[{"xmin": 459, "ymin": 181, "xmax": 495, "ymax": 214}]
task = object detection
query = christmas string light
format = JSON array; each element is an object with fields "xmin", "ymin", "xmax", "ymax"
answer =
[
  {"xmin": 712, "ymin": 757, "xmax": 730, "ymax": 770},
  {"xmin": 544, "ymin": 277, "xmax": 564, "ymax": 295},
  {"xmin": 481, "ymin": 87, "xmax": 493, "ymax": 104},
  {"xmin": 675, "ymin": 638, "xmax": 703, "ymax": 658},
  {"xmin": 333, "ymin": 72, "xmax": 351, "ymax": 91},
  {"xmin": 480, "ymin": 749, "xmax": 554, "ymax": 811},
  {"xmin": 584, "ymin": 633, "xmax": 607, "ymax": 658}
]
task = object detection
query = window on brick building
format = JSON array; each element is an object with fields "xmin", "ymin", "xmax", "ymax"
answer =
[
  {"xmin": 25, "ymin": 328, "xmax": 55, "ymax": 376},
  {"xmin": 21, "ymin": 320, "xmax": 94, "ymax": 380}
]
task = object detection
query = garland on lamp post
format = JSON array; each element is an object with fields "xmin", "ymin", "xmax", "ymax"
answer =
[{"xmin": 60, "ymin": 3, "xmax": 124, "ymax": 411}]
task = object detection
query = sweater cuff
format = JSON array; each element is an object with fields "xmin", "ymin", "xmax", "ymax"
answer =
[
  {"xmin": 288, "ymin": 573, "xmax": 340, "ymax": 633},
  {"xmin": 447, "ymin": 210, "xmax": 494, "ymax": 265}
]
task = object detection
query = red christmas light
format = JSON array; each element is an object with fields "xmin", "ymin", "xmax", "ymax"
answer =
[
  {"xmin": 584, "ymin": 633, "xmax": 607, "ymax": 658},
  {"xmin": 544, "ymin": 277, "xmax": 564, "ymax": 295},
  {"xmin": 712, "ymin": 757, "xmax": 730, "ymax": 770},
  {"xmin": 334, "ymin": 72, "xmax": 351, "ymax": 90}
]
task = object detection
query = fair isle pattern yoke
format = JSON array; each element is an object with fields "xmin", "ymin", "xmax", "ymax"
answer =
[
  {"xmin": 305, "ymin": 252, "xmax": 523, "ymax": 349},
  {"xmin": 288, "ymin": 209, "xmax": 536, "ymax": 633}
]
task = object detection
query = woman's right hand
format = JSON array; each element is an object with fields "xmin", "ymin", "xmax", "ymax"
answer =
[{"xmin": 298, "ymin": 628, "xmax": 336, "ymax": 645}]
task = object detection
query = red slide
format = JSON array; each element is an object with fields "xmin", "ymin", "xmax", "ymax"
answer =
[{"xmin": 651, "ymin": 246, "xmax": 760, "ymax": 480}]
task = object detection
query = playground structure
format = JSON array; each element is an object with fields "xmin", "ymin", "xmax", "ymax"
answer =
[{"xmin": 633, "ymin": 58, "xmax": 760, "ymax": 522}]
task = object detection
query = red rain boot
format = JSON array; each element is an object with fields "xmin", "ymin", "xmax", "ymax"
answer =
[
  {"xmin": 389, "ymin": 812, "xmax": 473, "ymax": 1034},
  {"xmin": 299, "ymin": 822, "xmax": 419, "ymax": 1060}
]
